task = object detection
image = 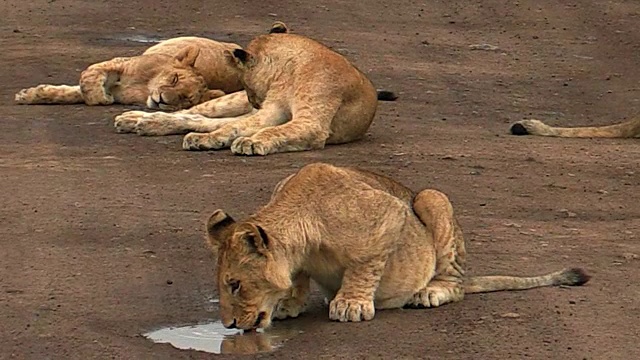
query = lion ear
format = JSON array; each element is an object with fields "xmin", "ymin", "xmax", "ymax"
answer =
[
  {"xmin": 239, "ymin": 224, "xmax": 270, "ymax": 256},
  {"xmin": 206, "ymin": 210, "xmax": 236, "ymax": 249},
  {"xmin": 269, "ymin": 21, "xmax": 289, "ymax": 34},
  {"xmin": 224, "ymin": 48, "xmax": 254, "ymax": 68},
  {"xmin": 175, "ymin": 45, "xmax": 200, "ymax": 67}
]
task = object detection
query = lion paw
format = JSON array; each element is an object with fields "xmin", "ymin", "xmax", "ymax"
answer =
[
  {"xmin": 329, "ymin": 296, "xmax": 375, "ymax": 322},
  {"xmin": 182, "ymin": 132, "xmax": 228, "ymax": 151},
  {"xmin": 407, "ymin": 286, "xmax": 461, "ymax": 308},
  {"xmin": 15, "ymin": 85, "xmax": 50, "ymax": 104},
  {"xmin": 273, "ymin": 297, "xmax": 307, "ymax": 320},
  {"xmin": 114, "ymin": 111, "xmax": 147, "ymax": 133},
  {"xmin": 230, "ymin": 137, "xmax": 271, "ymax": 156},
  {"xmin": 14, "ymin": 88, "xmax": 34, "ymax": 104}
]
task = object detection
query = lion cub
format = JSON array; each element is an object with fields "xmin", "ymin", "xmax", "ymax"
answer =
[
  {"xmin": 206, "ymin": 163, "xmax": 590, "ymax": 330},
  {"xmin": 15, "ymin": 37, "xmax": 243, "ymax": 111}
]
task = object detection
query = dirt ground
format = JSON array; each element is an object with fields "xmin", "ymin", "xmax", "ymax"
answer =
[{"xmin": 1, "ymin": 0, "xmax": 639, "ymax": 359}]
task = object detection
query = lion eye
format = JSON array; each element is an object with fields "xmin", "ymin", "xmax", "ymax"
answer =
[
  {"xmin": 228, "ymin": 279, "xmax": 241, "ymax": 295},
  {"xmin": 171, "ymin": 74, "xmax": 179, "ymax": 85}
]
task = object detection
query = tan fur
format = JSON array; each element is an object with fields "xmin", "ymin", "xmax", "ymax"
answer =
[
  {"xmin": 114, "ymin": 22, "xmax": 395, "ymax": 155},
  {"xmin": 15, "ymin": 37, "xmax": 243, "ymax": 111},
  {"xmin": 511, "ymin": 117, "xmax": 640, "ymax": 138},
  {"xmin": 205, "ymin": 163, "xmax": 590, "ymax": 330}
]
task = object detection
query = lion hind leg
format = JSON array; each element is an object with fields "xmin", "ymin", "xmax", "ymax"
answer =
[
  {"xmin": 15, "ymin": 85, "xmax": 83, "ymax": 104},
  {"xmin": 230, "ymin": 97, "xmax": 340, "ymax": 156},
  {"xmin": 407, "ymin": 189, "xmax": 466, "ymax": 308}
]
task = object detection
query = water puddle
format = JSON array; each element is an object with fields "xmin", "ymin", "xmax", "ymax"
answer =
[
  {"xmin": 143, "ymin": 321, "xmax": 302, "ymax": 355},
  {"xmin": 89, "ymin": 35, "xmax": 166, "ymax": 46},
  {"xmin": 118, "ymin": 35, "xmax": 165, "ymax": 44}
]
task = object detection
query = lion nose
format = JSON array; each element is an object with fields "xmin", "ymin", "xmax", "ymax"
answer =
[{"xmin": 224, "ymin": 319, "xmax": 237, "ymax": 329}]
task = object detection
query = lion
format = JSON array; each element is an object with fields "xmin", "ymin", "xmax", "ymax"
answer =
[
  {"xmin": 510, "ymin": 117, "xmax": 640, "ymax": 138},
  {"xmin": 14, "ymin": 37, "xmax": 244, "ymax": 111},
  {"xmin": 205, "ymin": 162, "xmax": 591, "ymax": 330},
  {"xmin": 113, "ymin": 22, "xmax": 398, "ymax": 155}
]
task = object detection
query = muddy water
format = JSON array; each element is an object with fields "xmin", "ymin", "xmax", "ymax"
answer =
[
  {"xmin": 118, "ymin": 35, "xmax": 165, "ymax": 44},
  {"xmin": 143, "ymin": 321, "xmax": 302, "ymax": 355}
]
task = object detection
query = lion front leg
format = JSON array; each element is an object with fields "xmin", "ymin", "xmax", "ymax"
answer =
[
  {"xmin": 15, "ymin": 84, "xmax": 83, "ymax": 104},
  {"xmin": 182, "ymin": 103, "xmax": 287, "ymax": 152},
  {"xmin": 329, "ymin": 257, "xmax": 387, "ymax": 322},
  {"xmin": 407, "ymin": 190, "xmax": 466, "ymax": 308},
  {"xmin": 273, "ymin": 272, "xmax": 310, "ymax": 320},
  {"xmin": 79, "ymin": 58, "xmax": 130, "ymax": 105}
]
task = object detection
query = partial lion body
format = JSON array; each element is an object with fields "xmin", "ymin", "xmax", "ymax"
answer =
[
  {"xmin": 15, "ymin": 37, "xmax": 243, "ymax": 111},
  {"xmin": 114, "ymin": 22, "xmax": 396, "ymax": 155},
  {"xmin": 206, "ymin": 163, "xmax": 590, "ymax": 330},
  {"xmin": 511, "ymin": 117, "xmax": 640, "ymax": 138}
]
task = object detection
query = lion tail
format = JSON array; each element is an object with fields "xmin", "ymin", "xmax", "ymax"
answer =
[
  {"xmin": 510, "ymin": 117, "xmax": 640, "ymax": 138},
  {"xmin": 377, "ymin": 90, "xmax": 398, "ymax": 101},
  {"xmin": 463, "ymin": 267, "xmax": 590, "ymax": 294},
  {"xmin": 15, "ymin": 85, "xmax": 84, "ymax": 105}
]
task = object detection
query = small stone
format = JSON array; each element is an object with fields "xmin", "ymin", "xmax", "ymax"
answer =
[
  {"xmin": 166, "ymin": 280, "xmax": 173, "ymax": 285},
  {"xmin": 501, "ymin": 312, "xmax": 520, "ymax": 318},
  {"xmin": 469, "ymin": 43, "xmax": 500, "ymax": 51},
  {"xmin": 558, "ymin": 209, "xmax": 577, "ymax": 218}
]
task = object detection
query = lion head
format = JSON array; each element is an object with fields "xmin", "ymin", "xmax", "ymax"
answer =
[
  {"xmin": 222, "ymin": 22, "xmax": 290, "ymax": 109},
  {"xmin": 206, "ymin": 210, "xmax": 292, "ymax": 331},
  {"xmin": 146, "ymin": 46, "xmax": 225, "ymax": 111}
]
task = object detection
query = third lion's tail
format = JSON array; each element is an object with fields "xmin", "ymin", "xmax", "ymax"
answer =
[
  {"xmin": 464, "ymin": 267, "xmax": 590, "ymax": 294},
  {"xmin": 510, "ymin": 118, "xmax": 640, "ymax": 138}
]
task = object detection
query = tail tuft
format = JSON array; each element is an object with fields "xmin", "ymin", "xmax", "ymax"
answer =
[
  {"xmin": 555, "ymin": 268, "xmax": 591, "ymax": 286},
  {"xmin": 510, "ymin": 122, "xmax": 529, "ymax": 135},
  {"xmin": 377, "ymin": 90, "xmax": 398, "ymax": 101}
]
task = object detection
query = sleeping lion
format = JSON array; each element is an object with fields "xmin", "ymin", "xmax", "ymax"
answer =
[
  {"xmin": 205, "ymin": 163, "xmax": 590, "ymax": 330},
  {"xmin": 15, "ymin": 36, "xmax": 243, "ymax": 111}
]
